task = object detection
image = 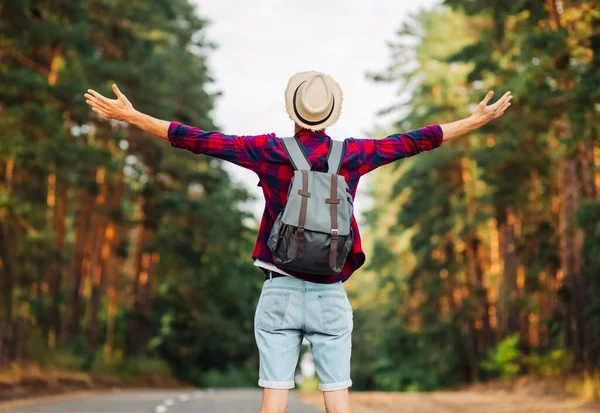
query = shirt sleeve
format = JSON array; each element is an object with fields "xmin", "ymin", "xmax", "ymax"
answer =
[
  {"xmin": 344, "ymin": 124, "xmax": 443, "ymax": 176},
  {"xmin": 167, "ymin": 122, "xmax": 274, "ymax": 171}
]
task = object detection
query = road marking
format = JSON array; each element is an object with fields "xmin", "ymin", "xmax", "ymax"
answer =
[
  {"xmin": 164, "ymin": 399, "xmax": 175, "ymax": 406},
  {"xmin": 154, "ymin": 405, "xmax": 168, "ymax": 413},
  {"xmin": 178, "ymin": 394, "xmax": 190, "ymax": 401}
]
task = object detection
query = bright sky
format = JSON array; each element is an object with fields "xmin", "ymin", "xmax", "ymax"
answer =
[{"xmin": 192, "ymin": 0, "xmax": 440, "ymax": 220}]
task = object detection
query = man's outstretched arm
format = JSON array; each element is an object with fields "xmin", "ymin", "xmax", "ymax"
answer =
[
  {"xmin": 440, "ymin": 90, "xmax": 512, "ymax": 141},
  {"xmin": 345, "ymin": 90, "xmax": 512, "ymax": 176},
  {"xmin": 85, "ymin": 84, "xmax": 271, "ymax": 171},
  {"xmin": 85, "ymin": 84, "xmax": 170, "ymax": 139}
]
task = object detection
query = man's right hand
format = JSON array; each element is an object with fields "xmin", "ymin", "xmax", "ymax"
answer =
[
  {"xmin": 440, "ymin": 90, "xmax": 513, "ymax": 142},
  {"xmin": 85, "ymin": 84, "xmax": 136, "ymax": 122},
  {"xmin": 469, "ymin": 90, "xmax": 512, "ymax": 128}
]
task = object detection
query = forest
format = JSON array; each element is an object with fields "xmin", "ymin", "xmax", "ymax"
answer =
[
  {"xmin": 0, "ymin": 0, "xmax": 259, "ymax": 387},
  {"xmin": 1, "ymin": 0, "xmax": 600, "ymax": 397},
  {"xmin": 350, "ymin": 0, "xmax": 600, "ymax": 394}
]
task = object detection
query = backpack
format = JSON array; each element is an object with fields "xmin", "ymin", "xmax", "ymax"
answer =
[{"xmin": 268, "ymin": 137, "xmax": 354, "ymax": 275}]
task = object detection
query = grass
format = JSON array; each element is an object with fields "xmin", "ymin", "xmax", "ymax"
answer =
[
  {"xmin": 565, "ymin": 371, "xmax": 600, "ymax": 402},
  {"xmin": 0, "ymin": 351, "xmax": 181, "ymax": 393},
  {"xmin": 0, "ymin": 362, "xmax": 92, "ymax": 387},
  {"xmin": 298, "ymin": 376, "xmax": 319, "ymax": 392}
]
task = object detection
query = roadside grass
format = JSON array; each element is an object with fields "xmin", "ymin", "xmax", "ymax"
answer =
[
  {"xmin": 565, "ymin": 372, "xmax": 600, "ymax": 402},
  {"xmin": 298, "ymin": 376, "xmax": 319, "ymax": 392},
  {"xmin": 0, "ymin": 351, "xmax": 182, "ymax": 396}
]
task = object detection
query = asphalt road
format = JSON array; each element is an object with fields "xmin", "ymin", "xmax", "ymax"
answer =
[{"xmin": 0, "ymin": 390, "xmax": 325, "ymax": 413}]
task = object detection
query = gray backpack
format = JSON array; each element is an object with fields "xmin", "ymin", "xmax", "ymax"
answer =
[{"xmin": 268, "ymin": 137, "xmax": 353, "ymax": 275}]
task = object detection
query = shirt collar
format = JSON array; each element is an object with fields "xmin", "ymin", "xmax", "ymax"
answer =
[{"xmin": 294, "ymin": 129, "xmax": 329, "ymax": 142}]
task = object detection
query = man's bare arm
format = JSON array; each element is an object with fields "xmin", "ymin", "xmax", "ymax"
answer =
[
  {"xmin": 440, "ymin": 91, "xmax": 512, "ymax": 141},
  {"xmin": 84, "ymin": 84, "xmax": 170, "ymax": 140}
]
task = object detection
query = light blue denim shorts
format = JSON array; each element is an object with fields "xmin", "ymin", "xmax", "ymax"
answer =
[{"xmin": 254, "ymin": 275, "xmax": 353, "ymax": 391}]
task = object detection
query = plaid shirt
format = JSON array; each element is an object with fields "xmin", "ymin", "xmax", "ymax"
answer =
[{"xmin": 168, "ymin": 122, "xmax": 443, "ymax": 284}]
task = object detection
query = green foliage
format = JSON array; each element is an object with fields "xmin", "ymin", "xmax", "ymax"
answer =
[
  {"xmin": 578, "ymin": 201, "xmax": 600, "ymax": 345},
  {"xmin": 0, "ymin": 0, "xmax": 259, "ymax": 387},
  {"xmin": 480, "ymin": 334, "xmax": 521, "ymax": 381},
  {"xmin": 92, "ymin": 356, "xmax": 172, "ymax": 384},
  {"xmin": 351, "ymin": 308, "xmax": 464, "ymax": 392},
  {"xmin": 24, "ymin": 328, "xmax": 49, "ymax": 365},
  {"xmin": 354, "ymin": 0, "xmax": 600, "ymax": 393},
  {"xmin": 195, "ymin": 365, "xmax": 258, "ymax": 388},
  {"xmin": 298, "ymin": 376, "xmax": 320, "ymax": 392},
  {"xmin": 524, "ymin": 349, "xmax": 574, "ymax": 378}
]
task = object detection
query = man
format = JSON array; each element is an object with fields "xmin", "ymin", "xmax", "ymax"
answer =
[{"xmin": 85, "ymin": 71, "xmax": 512, "ymax": 413}]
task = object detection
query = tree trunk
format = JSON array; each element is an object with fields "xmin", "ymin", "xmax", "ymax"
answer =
[
  {"xmin": 557, "ymin": 113, "xmax": 585, "ymax": 364},
  {"xmin": 104, "ymin": 224, "xmax": 125, "ymax": 360},
  {"xmin": 50, "ymin": 179, "xmax": 68, "ymax": 346},
  {"xmin": 579, "ymin": 141, "xmax": 597, "ymax": 201},
  {"xmin": 499, "ymin": 207, "xmax": 520, "ymax": 334},
  {"xmin": 0, "ymin": 222, "xmax": 14, "ymax": 322},
  {"xmin": 0, "ymin": 159, "xmax": 15, "ymax": 322},
  {"xmin": 474, "ymin": 238, "xmax": 493, "ymax": 350},
  {"xmin": 89, "ymin": 163, "xmax": 126, "ymax": 348},
  {"xmin": 87, "ymin": 167, "xmax": 109, "ymax": 347},
  {"xmin": 126, "ymin": 182, "xmax": 157, "ymax": 356},
  {"xmin": 69, "ymin": 188, "xmax": 94, "ymax": 338}
]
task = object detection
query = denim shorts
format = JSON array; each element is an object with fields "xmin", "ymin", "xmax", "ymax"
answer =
[{"xmin": 254, "ymin": 275, "xmax": 353, "ymax": 391}]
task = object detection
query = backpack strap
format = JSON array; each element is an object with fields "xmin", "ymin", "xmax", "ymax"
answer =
[
  {"xmin": 326, "ymin": 139, "xmax": 345, "ymax": 174},
  {"xmin": 326, "ymin": 173, "xmax": 340, "ymax": 269},
  {"xmin": 281, "ymin": 137, "xmax": 311, "ymax": 171}
]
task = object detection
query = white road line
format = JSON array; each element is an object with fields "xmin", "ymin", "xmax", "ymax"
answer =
[
  {"xmin": 154, "ymin": 405, "xmax": 168, "ymax": 413},
  {"xmin": 164, "ymin": 399, "xmax": 175, "ymax": 406},
  {"xmin": 178, "ymin": 394, "xmax": 190, "ymax": 401}
]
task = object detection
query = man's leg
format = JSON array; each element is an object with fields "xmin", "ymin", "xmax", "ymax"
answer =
[
  {"xmin": 255, "ymin": 277, "xmax": 304, "ymax": 413},
  {"xmin": 260, "ymin": 389, "xmax": 289, "ymax": 413},
  {"xmin": 304, "ymin": 282, "xmax": 354, "ymax": 413},
  {"xmin": 323, "ymin": 389, "xmax": 353, "ymax": 413}
]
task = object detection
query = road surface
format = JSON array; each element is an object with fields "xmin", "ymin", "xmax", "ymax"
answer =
[
  {"xmin": 0, "ymin": 390, "xmax": 324, "ymax": 413},
  {"xmin": 3, "ymin": 389, "xmax": 599, "ymax": 413},
  {"xmin": 299, "ymin": 390, "xmax": 600, "ymax": 413}
]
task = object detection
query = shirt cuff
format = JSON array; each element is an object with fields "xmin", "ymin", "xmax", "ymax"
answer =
[
  {"xmin": 168, "ymin": 121, "xmax": 183, "ymax": 147},
  {"xmin": 430, "ymin": 124, "xmax": 444, "ymax": 147}
]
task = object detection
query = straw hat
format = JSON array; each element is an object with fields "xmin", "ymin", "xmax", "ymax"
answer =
[{"xmin": 285, "ymin": 71, "xmax": 343, "ymax": 131}]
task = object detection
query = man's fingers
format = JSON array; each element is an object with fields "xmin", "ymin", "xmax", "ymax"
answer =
[
  {"xmin": 84, "ymin": 94, "xmax": 111, "ymax": 110},
  {"xmin": 490, "ymin": 92, "xmax": 512, "ymax": 110},
  {"xmin": 85, "ymin": 99, "xmax": 107, "ymax": 111},
  {"xmin": 112, "ymin": 84, "xmax": 125, "ymax": 100},
  {"xmin": 480, "ymin": 91, "xmax": 494, "ymax": 106},
  {"xmin": 496, "ymin": 91, "xmax": 512, "ymax": 105},
  {"xmin": 496, "ymin": 103, "xmax": 511, "ymax": 118},
  {"xmin": 85, "ymin": 100, "xmax": 111, "ymax": 116},
  {"xmin": 481, "ymin": 91, "xmax": 512, "ymax": 110},
  {"xmin": 498, "ymin": 91, "xmax": 512, "ymax": 105},
  {"xmin": 89, "ymin": 103, "xmax": 106, "ymax": 114},
  {"xmin": 91, "ymin": 107, "xmax": 109, "ymax": 118},
  {"xmin": 498, "ymin": 97, "xmax": 512, "ymax": 112},
  {"xmin": 88, "ymin": 89, "xmax": 110, "ymax": 103}
]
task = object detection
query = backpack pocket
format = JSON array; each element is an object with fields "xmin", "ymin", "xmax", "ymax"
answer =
[
  {"xmin": 269, "ymin": 213, "xmax": 353, "ymax": 275},
  {"xmin": 268, "ymin": 215, "xmax": 297, "ymax": 264}
]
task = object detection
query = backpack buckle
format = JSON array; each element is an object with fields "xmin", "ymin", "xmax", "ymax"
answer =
[{"xmin": 330, "ymin": 229, "xmax": 339, "ymax": 240}]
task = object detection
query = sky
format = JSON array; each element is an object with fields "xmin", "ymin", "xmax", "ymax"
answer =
[{"xmin": 192, "ymin": 0, "xmax": 440, "ymax": 220}]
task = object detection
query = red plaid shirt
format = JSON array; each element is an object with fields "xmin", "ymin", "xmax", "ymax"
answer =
[{"xmin": 168, "ymin": 122, "xmax": 443, "ymax": 283}]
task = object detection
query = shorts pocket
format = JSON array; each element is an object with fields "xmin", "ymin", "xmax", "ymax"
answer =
[
  {"xmin": 256, "ymin": 290, "xmax": 291, "ymax": 332},
  {"xmin": 317, "ymin": 292, "xmax": 352, "ymax": 334}
]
